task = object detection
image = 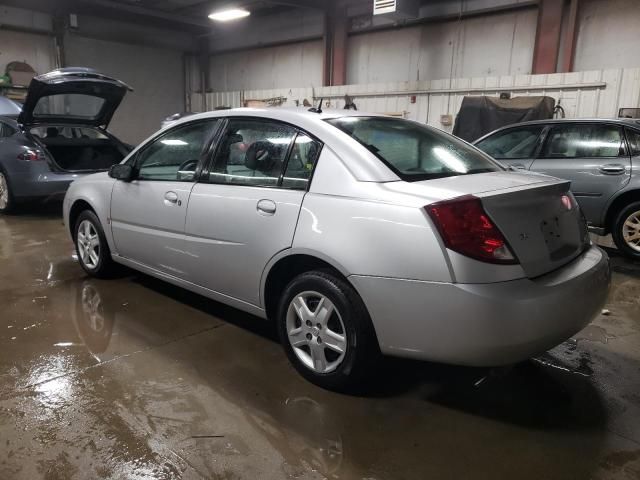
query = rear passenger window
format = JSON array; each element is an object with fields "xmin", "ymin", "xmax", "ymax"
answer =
[
  {"xmin": 541, "ymin": 124, "xmax": 624, "ymax": 159},
  {"xmin": 208, "ymin": 119, "xmax": 296, "ymax": 187},
  {"xmin": 626, "ymin": 129, "xmax": 640, "ymax": 156},
  {"xmin": 475, "ymin": 126, "xmax": 544, "ymax": 159},
  {"xmin": 282, "ymin": 133, "xmax": 321, "ymax": 189}
]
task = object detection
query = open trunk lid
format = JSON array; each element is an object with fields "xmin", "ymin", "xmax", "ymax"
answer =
[
  {"xmin": 397, "ymin": 171, "xmax": 589, "ymax": 278},
  {"xmin": 18, "ymin": 67, "xmax": 132, "ymax": 128}
]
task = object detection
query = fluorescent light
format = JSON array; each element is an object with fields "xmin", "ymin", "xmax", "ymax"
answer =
[
  {"xmin": 209, "ymin": 8, "xmax": 250, "ymax": 21},
  {"xmin": 161, "ymin": 139, "xmax": 188, "ymax": 146}
]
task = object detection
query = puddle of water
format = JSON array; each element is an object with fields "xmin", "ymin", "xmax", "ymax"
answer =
[{"xmin": 574, "ymin": 325, "xmax": 615, "ymax": 344}]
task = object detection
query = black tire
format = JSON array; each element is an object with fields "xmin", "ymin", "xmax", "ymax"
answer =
[
  {"xmin": 73, "ymin": 210, "xmax": 118, "ymax": 278},
  {"xmin": 276, "ymin": 270, "xmax": 380, "ymax": 392},
  {"xmin": 0, "ymin": 169, "xmax": 16, "ymax": 214},
  {"xmin": 611, "ymin": 201, "xmax": 640, "ymax": 261}
]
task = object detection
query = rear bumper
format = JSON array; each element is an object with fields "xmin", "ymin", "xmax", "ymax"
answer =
[
  {"xmin": 11, "ymin": 170, "xmax": 84, "ymax": 200},
  {"xmin": 350, "ymin": 245, "xmax": 611, "ymax": 366}
]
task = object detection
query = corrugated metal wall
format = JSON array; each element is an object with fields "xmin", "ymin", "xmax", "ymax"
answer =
[{"xmin": 192, "ymin": 68, "xmax": 640, "ymax": 134}]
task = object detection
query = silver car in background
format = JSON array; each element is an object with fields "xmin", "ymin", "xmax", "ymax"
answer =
[
  {"xmin": 63, "ymin": 108, "xmax": 610, "ymax": 391},
  {"xmin": 475, "ymin": 119, "xmax": 640, "ymax": 260}
]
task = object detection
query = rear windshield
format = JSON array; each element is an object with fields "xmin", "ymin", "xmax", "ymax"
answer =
[
  {"xmin": 326, "ymin": 116, "xmax": 503, "ymax": 181},
  {"xmin": 33, "ymin": 94, "xmax": 105, "ymax": 119}
]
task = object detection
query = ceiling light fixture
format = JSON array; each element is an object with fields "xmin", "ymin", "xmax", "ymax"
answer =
[{"xmin": 208, "ymin": 8, "xmax": 250, "ymax": 22}]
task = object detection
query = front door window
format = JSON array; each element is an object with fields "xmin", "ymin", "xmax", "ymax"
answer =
[{"xmin": 136, "ymin": 120, "xmax": 218, "ymax": 182}]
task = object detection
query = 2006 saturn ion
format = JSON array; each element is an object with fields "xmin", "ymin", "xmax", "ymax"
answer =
[{"xmin": 63, "ymin": 108, "xmax": 611, "ymax": 391}]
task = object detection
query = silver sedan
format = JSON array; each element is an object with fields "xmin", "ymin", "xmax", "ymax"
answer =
[{"xmin": 63, "ymin": 108, "xmax": 610, "ymax": 391}]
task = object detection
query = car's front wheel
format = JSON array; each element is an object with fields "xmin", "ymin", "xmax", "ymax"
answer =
[
  {"xmin": 277, "ymin": 270, "xmax": 380, "ymax": 392},
  {"xmin": 612, "ymin": 201, "xmax": 640, "ymax": 261},
  {"xmin": 74, "ymin": 210, "xmax": 117, "ymax": 278},
  {"xmin": 0, "ymin": 170, "xmax": 15, "ymax": 214}
]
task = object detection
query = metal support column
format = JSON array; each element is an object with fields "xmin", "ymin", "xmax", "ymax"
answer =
[
  {"xmin": 560, "ymin": 0, "xmax": 580, "ymax": 73},
  {"xmin": 532, "ymin": 0, "xmax": 564, "ymax": 74},
  {"xmin": 323, "ymin": 1, "xmax": 347, "ymax": 87}
]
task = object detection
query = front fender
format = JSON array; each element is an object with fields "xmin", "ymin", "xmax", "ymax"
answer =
[{"xmin": 64, "ymin": 173, "xmax": 116, "ymax": 252}]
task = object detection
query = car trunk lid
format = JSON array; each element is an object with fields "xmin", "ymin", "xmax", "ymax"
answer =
[
  {"xmin": 391, "ymin": 171, "xmax": 589, "ymax": 278},
  {"xmin": 18, "ymin": 67, "xmax": 132, "ymax": 128},
  {"xmin": 478, "ymin": 181, "xmax": 588, "ymax": 277}
]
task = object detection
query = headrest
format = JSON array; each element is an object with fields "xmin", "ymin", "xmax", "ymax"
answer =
[
  {"xmin": 550, "ymin": 136, "xmax": 569, "ymax": 155},
  {"xmin": 245, "ymin": 140, "xmax": 279, "ymax": 173}
]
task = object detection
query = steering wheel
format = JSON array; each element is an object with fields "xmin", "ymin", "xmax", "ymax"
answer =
[{"xmin": 177, "ymin": 159, "xmax": 199, "ymax": 181}]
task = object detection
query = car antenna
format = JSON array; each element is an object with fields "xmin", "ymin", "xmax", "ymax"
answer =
[{"xmin": 308, "ymin": 98, "xmax": 323, "ymax": 114}]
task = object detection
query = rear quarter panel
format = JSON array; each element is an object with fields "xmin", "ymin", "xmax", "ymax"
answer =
[
  {"xmin": 292, "ymin": 147, "xmax": 452, "ymax": 283},
  {"xmin": 293, "ymin": 194, "xmax": 452, "ymax": 282}
]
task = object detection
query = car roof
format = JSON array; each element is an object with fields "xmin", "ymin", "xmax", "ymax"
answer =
[
  {"xmin": 171, "ymin": 106, "xmax": 386, "ymax": 128},
  {"xmin": 509, "ymin": 118, "xmax": 640, "ymax": 128},
  {"xmin": 136, "ymin": 107, "xmax": 399, "ymax": 183},
  {"xmin": 488, "ymin": 117, "xmax": 640, "ymax": 129}
]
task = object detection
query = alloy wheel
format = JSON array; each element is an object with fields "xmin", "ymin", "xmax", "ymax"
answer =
[
  {"xmin": 77, "ymin": 220, "xmax": 101, "ymax": 269},
  {"xmin": 286, "ymin": 291, "xmax": 347, "ymax": 374},
  {"xmin": 0, "ymin": 173, "xmax": 8, "ymax": 210},
  {"xmin": 622, "ymin": 210, "xmax": 640, "ymax": 253}
]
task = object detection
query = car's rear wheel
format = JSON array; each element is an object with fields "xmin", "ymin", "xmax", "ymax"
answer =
[
  {"xmin": 0, "ymin": 170, "xmax": 15, "ymax": 214},
  {"xmin": 277, "ymin": 270, "xmax": 379, "ymax": 392},
  {"xmin": 74, "ymin": 210, "xmax": 117, "ymax": 278},
  {"xmin": 612, "ymin": 201, "xmax": 640, "ymax": 261}
]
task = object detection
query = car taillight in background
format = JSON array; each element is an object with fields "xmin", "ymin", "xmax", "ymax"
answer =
[
  {"xmin": 18, "ymin": 149, "xmax": 45, "ymax": 161},
  {"xmin": 426, "ymin": 195, "xmax": 518, "ymax": 265}
]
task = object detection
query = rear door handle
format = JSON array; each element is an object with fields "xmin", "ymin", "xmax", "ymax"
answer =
[
  {"xmin": 257, "ymin": 199, "xmax": 276, "ymax": 215},
  {"xmin": 164, "ymin": 191, "xmax": 181, "ymax": 206},
  {"xmin": 599, "ymin": 164, "xmax": 626, "ymax": 175}
]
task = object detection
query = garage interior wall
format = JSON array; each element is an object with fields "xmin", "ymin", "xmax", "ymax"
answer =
[
  {"xmin": 209, "ymin": 41, "xmax": 323, "ymax": 92},
  {"xmin": 0, "ymin": 30, "xmax": 56, "ymax": 81},
  {"xmin": 64, "ymin": 32, "xmax": 185, "ymax": 144},
  {"xmin": 573, "ymin": 0, "xmax": 640, "ymax": 71},
  {"xmin": 347, "ymin": 8, "xmax": 538, "ymax": 84}
]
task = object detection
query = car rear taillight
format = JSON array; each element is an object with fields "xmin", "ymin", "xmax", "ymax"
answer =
[
  {"xmin": 18, "ymin": 149, "xmax": 45, "ymax": 161},
  {"xmin": 426, "ymin": 195, "xmax": 518, "ymax": 265}
]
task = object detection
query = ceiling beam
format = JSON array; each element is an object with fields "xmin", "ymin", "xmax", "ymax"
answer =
[
  {"xmin": 261, "ymin": 0, "xmax": 328, "ymax": 10},
  {"xmin": 75, "ymin": 0, "xmax": 213, "ymax": 28}
]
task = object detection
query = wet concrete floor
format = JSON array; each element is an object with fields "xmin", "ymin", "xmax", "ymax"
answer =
[{"xmin": 0, "ymin": 206, "xmax": 639, "ymax": 480}]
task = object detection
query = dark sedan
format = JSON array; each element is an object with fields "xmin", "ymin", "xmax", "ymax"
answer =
[{"xmin": 0, "ymin": 68, "xmax": 132, "ymax": 213}]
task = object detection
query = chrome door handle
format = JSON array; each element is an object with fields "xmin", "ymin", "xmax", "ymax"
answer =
[
  {"xmin": 599, "ymin": 164, "xmax": 626, "ymax": 175},
  {"xmin": 257, "ymin": 199, "xmax": 276, "ymax": 215},
  {"xmin": 164, "ymin": 191, "xmax": 181, "ymax": 206}
]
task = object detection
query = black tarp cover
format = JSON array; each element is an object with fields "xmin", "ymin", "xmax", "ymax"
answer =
[{"xmin": 452, "ymin": 96, "xmax": 555, "ymax": 142}]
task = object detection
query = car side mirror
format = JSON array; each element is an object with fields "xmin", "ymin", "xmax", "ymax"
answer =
[{"xmin": 109, "ymin": 164, "xmax": 134, "ymax": 182}]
